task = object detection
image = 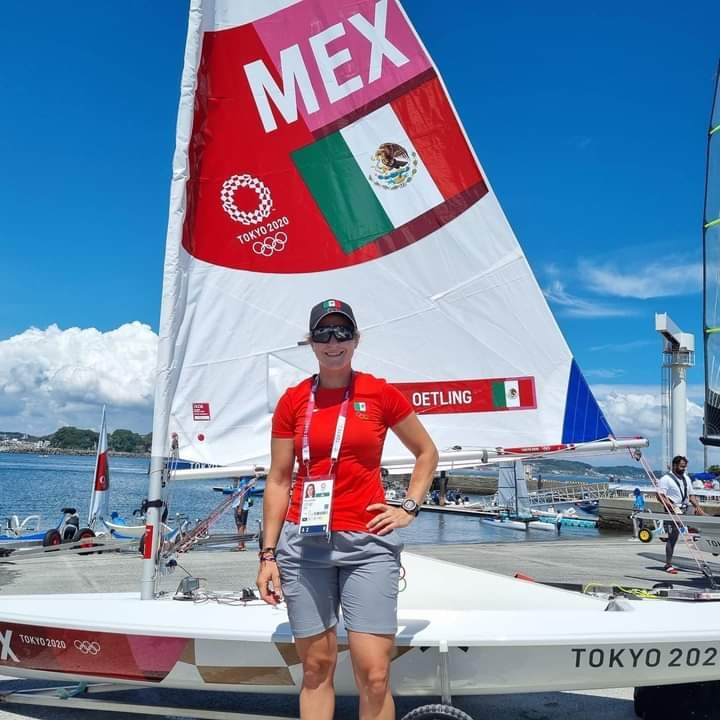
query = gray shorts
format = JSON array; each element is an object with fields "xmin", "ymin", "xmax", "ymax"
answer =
[{"xmin": 275, "ymin": 523, "xmax": 403, "ymax": 639}]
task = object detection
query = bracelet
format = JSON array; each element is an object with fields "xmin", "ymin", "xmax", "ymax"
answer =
[{"xmin": 259, "ymin": 550, "xmax": 277, "ymax": 563}]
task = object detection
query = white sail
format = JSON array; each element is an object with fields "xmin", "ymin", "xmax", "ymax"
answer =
[{"xmin": 151, "ymin": 0, "xmax": 633, "ymax": 470}]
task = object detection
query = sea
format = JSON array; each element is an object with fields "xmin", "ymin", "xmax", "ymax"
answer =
[{"xmin": 0, "ymin": 453, "xmax": 621, "ymax": 546}]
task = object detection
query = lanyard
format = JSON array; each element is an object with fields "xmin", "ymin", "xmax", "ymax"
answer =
[{"xmin": 301, "ymin": 373, "xmax": 353, "ymax": 475}]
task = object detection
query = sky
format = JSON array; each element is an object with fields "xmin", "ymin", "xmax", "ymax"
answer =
[{"xmin": 1, "ymin": 1, "xmax": 719, "ymax": 471}]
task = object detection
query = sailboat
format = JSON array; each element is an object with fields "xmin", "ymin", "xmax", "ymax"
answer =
[
  {"xmin": 87, "ymin": 406, "xmax": 111, "ymax": 532},
  {"xmin": 2, "ymin": 2, "xmax": 719, "ymax": 717},
  {"xmin": 701, "ymin": 60, "xmax": 720, "ymax": 448},
  {"xmin": 0, "ymin": 409, "xmax": 111, "ymax": 549}
]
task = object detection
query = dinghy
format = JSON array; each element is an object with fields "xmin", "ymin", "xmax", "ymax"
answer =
[
  {"xmin": 5, "ymin": 2, "xmax": 718, "ymax": 719},
  {"xmin": 0, "ymin": 406, "xmax": 111, "ymax": 548}
]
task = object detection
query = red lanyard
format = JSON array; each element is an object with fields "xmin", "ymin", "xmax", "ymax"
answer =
[{"xmin": 301, "ymin": 373, "xmax": 353, "ymax": 476}]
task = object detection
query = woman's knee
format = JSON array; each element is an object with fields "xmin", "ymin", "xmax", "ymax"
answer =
[
  {"xmin": 356, "ymin": 662, "xmax": 391, "ymax": 696},
  {"xmin": 301, "ymin": 652, "xmax": 336, "ymax": 688},
  {"xmin": 298, "ymin": 634, "xmax": 338, "ymax": 688}
]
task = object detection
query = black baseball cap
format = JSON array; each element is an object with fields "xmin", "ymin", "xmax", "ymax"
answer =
[{"xmin": 309, "ymin": 299, "xmax": 357, "ymax": 331}]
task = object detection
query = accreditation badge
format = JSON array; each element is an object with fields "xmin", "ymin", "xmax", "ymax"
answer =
[{"xmin": 299, "ymin": 476, "xmax": 334, "ymax": 536}]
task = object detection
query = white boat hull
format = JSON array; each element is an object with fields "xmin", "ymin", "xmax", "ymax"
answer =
[{"xmin": 2, "ymin": 553, "xmax": 720, "ymax": 694}]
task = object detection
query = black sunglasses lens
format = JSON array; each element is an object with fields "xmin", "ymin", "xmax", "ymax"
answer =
[
  {"xmin": 312, "ymin": 328, "xmax": 333, "ymax": 343},
  {"xmin": 312, "ymin": 326, "xmax": 354, "ymax": 343}
]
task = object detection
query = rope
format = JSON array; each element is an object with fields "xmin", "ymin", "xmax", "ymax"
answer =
[{"xmin": 166, "ymin": 480, "xmax": 255, "ymax": 555}]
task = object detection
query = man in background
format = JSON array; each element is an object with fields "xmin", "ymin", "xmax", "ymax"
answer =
[
  {"xmin": 656, "ymin": 455, "xmax": 705, "ymax": 573},
  {"xmin": 233, "ymin": 493, "xmax": 253, "ymax": 551}
]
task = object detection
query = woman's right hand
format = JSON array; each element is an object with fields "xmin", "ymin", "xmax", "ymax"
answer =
[{"xmin": 256, "ymin": 557, "xmax": 283, "ymax": 605}]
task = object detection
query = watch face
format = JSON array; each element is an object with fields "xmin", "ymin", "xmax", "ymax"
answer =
[{"xmin": 402, "ymin": 499, "xmax": 419, "ymax": 513}]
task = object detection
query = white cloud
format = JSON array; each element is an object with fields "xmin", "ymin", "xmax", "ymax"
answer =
[
  {"xmin": 589, "ymin": 339, "xmax": 654, "ymax": 353},
  {"xmin": 580, "ymin": 258, "xmax": 701, "ymax": 299},
  {"xmin": 0, "ymin": 323, "xmax": 157, "ymax": 435},
  {"xmin": 543, "ymin": 280, "xmax": 636, "ymax": 318},
  {"xmin": 591, "ymin": 383, "xmax": 716, "ymax": 472}
]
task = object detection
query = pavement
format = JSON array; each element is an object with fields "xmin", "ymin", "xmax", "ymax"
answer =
[{"xmin": 0, "ymin": 534, "xmax": 716, "ymax": 719}]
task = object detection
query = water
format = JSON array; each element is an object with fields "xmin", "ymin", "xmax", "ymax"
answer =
[{"xmin": 0, "ymin": 453, "xmax": 602, "ymax": 545}]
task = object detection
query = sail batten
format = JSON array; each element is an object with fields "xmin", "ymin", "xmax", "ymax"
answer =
[{"xmin": 151, "ymin": 0, "xmax": 637, "ymax": 468}]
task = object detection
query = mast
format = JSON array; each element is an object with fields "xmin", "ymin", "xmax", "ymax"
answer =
[
  {"xmin": 143, "ymin": 0, "xmax": 204, "ymax": 600},
  {"xmin": 700, "ymin": 60, "xmax": 720, "ymax": 449}
]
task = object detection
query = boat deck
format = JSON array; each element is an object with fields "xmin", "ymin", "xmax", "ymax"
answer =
[{"xmin": 0, "ymin": 537, "xmax": 717, "ymax": 719}]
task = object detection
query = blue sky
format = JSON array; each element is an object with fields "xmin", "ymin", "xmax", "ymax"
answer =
[{"xmin": 1, "ymin": 1, "xmax": 719, "ymax": 470}]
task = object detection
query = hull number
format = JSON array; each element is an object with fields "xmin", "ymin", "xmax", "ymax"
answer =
[{"xmin": 572, "ymin": 646, "xmax": 718, "ymax": 669}]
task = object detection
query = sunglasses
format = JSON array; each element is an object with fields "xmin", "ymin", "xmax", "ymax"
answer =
[{"xmin": 311, "ymin": 325, "xmax": 355, "ymax": 343}]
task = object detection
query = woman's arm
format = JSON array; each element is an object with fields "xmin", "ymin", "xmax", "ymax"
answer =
[
  {"xmin": 392, "ymin": 413, "xmax": 439, "ymax": 505},
  {"xmin": 367, "ymin": 413, "xmax": 438, "ymax": 535},
  {"xmin": 256, "ymin": 436, "xmax": 294, "ymax": 604}
]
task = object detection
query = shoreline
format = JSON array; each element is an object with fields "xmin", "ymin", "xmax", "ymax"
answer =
[{"xmin": 0, "ymin": 447, "xmax": 149, "ymax": 459}]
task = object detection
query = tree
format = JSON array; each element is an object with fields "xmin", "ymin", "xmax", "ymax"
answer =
[
  {"xmin": 109, "ymin": 429, "xmax": 151, "ymax": 454},
  {"xmin": 50, "ymin": 427, "xmax": 98, "ymax": 450}
]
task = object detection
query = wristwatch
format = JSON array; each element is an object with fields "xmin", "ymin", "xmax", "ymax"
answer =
[{"xmin": 401, "ymin": 498, "xmax": 420, "ymax": 516}]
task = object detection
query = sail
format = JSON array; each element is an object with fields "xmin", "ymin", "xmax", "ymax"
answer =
[
  {"xmin": 702, "ymin": 61, "xmax": 720, "ymax": 446},
  {"xmin": 496, "ymin": 461, "xmax": 530, "ymax": 516},
  {"xmin": 88, "ymin": 406, "xmax": 110, "ymax": 526},
  {"xmin": 151, "ymin": 0, "xmax": 616, "ymax": 469}
]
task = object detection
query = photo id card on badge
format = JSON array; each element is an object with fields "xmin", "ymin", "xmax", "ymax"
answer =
[{"xmin": 299, "ymin": 476, "xmax": 334, "ymax": 536}]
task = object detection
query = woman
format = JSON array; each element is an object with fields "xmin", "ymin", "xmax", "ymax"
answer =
[{"xmin": 257, "ymin": 299, "xmax": 438, "ymax": 720}]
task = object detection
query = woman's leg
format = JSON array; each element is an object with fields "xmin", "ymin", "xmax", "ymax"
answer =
[
  {"xmin": 296, "ymin": 628, "xmax": 338, "ymax": 720},
  {"xmin": 347, "ymin": 630, "xmax": 395, "ymax": 720}
]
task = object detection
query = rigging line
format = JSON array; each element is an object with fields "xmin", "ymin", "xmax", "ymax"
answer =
[
  {"xmin": 704, "ymin": 218, "xmax": 720, "ymax": 229},
  {"xmin": 710, "ymin": 124, "xmax": 720, "ymax": 136}
]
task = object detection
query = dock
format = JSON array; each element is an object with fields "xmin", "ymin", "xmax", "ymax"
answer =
[{"xmin": 1, "ymin": 536, "xmax": 717, "ymax": 719}]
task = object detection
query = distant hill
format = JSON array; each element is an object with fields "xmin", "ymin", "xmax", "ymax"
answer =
[
  {"xmin": 0, "ymin": 431, "xmax": 44, "ymax": 441},
  {"xmin": 531, "ymin": 459, "xmax": 648, "ymax": 478},
  {"xmin": 1, "ymin": 426, "xmax": 151, "ymax": 454}
]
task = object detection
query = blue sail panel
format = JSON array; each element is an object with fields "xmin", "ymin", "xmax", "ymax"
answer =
[{"xmin": 562, "ymin": 359, "xmax": 613, "ymax": 444}]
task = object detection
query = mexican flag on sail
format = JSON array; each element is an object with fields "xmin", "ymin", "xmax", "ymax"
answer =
[{"xmin": 292, "ymin": 80, "xmax": 484, "ymax": 254}]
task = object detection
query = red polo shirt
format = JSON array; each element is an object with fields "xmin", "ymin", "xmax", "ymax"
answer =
[{"xmin": 272, "ymin": 371, "xmax": 413, "ymax": 532}]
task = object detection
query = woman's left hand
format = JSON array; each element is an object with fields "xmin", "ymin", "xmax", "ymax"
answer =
[{"xmin": 366, "ymin": 503, "xmax": 415, "ymax": 535}]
